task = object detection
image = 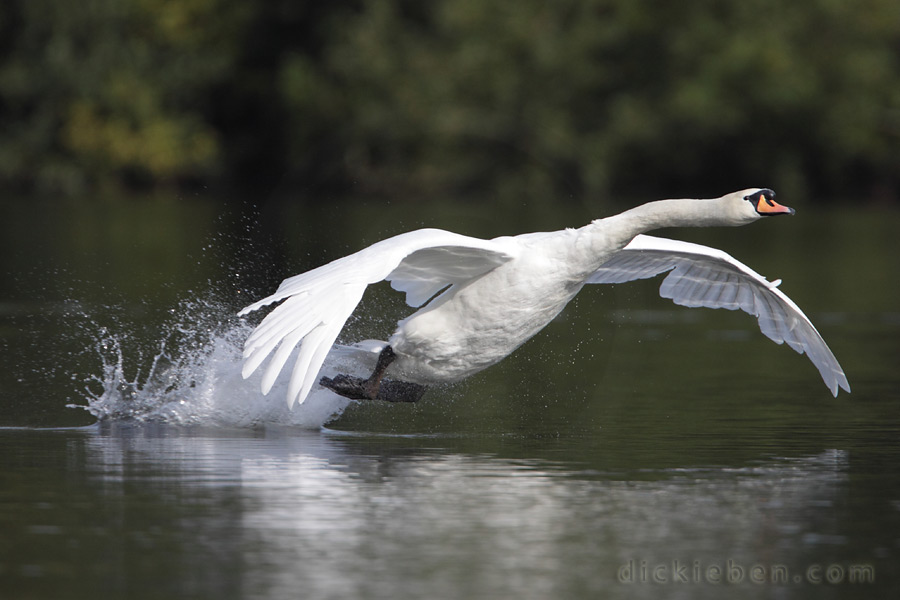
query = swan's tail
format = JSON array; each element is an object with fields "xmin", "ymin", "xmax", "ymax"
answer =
[{"xmin": 327, "ymin": 339, "xmax": 389, "ymax": 369}]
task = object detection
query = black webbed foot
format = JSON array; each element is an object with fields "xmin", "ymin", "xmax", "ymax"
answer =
[
  {"xmin": 376, "ymin": 379, "xmax": 428, "ymax": 403},
  {"xmin": 319, "ymin": 374, "xmax": 374, "ymax": 400},
  {"xmin": 319, "ymin": 374, "xmax": 427, "ymax": 403},
  {"xmin": 318, "ymin": 345, "xmax": 427, "ymax": 403}
]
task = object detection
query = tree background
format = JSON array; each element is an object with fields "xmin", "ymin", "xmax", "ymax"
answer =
[{"xmin": 1, "ymin": 0, "xmax": 898, "ymax": 206}]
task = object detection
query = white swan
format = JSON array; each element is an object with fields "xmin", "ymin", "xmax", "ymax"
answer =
[{"xmin": 239, "ymin": 189, "xmax": 850, "ymax": 407}]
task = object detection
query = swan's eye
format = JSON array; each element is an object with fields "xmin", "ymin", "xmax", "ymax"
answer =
[{"xmin": 744, "ymin": 189, "xmax": 776, "ymax": 207}]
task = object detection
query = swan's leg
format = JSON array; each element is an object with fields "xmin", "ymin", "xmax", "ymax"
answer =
[
  {"xmin": 362, "ymin": 345, "xmax": 398, "ymax": 397},
  {"xmin": 319, "ymin": 346, "xmax": 427, "ymax": 403}
]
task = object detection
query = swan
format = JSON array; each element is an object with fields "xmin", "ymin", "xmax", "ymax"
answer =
[{"xmin": 239, "ymin": 188, "xmax": 850, "ymax": 407}]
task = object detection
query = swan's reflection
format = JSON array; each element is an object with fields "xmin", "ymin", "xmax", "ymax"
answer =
[{"xmin": 80, "ymin": 426, "xmax": 849, "ymax": 599}]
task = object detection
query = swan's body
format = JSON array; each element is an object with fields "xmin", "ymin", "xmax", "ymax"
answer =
[{"xmin": 239, "ymin": 189, "xmax": 850, "ymax": 407}]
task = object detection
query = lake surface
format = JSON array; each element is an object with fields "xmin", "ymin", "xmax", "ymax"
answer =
[{"xmin": 1, "ymin": 195, "xmax": 898, "ymax": 599}]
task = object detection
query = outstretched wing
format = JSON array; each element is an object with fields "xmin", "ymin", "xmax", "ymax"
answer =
[
  {"xmin": 587, "ymin": 234, "xmax": 850, "ymax": 396},
  {"xmin": 238, "ymin": 228, "xmax": 515, "ymax": 408}
]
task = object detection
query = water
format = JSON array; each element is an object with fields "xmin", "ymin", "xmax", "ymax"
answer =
[
  {"xmin": 1, "ymin": 428, "xmax": 885, "ymax": 600},
  {"xmin": 1, "ymin": 195, "xmax": 899, "ymax": 599}
]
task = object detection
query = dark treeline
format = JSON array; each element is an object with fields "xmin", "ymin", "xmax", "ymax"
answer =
[{"xmin": 1, "ymin": 0, "xmax": 898, "ymax": 206}]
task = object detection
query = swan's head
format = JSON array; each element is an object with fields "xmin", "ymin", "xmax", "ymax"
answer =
[{"xmin": 731, "ymin": 188, "xmax": 795, "ymax": 222}]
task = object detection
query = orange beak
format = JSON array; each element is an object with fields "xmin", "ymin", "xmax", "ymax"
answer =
[{"xmin": 755, "ymin": 193, "xmax": 795, "ymax": 216}]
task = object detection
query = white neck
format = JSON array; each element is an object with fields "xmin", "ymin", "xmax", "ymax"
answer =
[{"xmin": 587, "ymin": 197, "xmax": 751, "ymax": 249}]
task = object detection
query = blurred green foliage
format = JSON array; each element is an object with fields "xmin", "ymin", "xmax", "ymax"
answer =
[
  {"xmin": 0, "ymin": 0, "xmax": 249, "ymax": 192},
  {"xmin": 1, "ymin": 0, "xmax": 898, "ymax": 204}
]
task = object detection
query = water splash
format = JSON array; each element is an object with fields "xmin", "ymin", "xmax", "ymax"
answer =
[{"xmin": 72, "ymin": 296, "xmax": 357, "ymax": 429}]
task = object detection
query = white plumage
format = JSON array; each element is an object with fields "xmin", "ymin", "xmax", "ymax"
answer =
[
  {"xmin": 589, "ymin": 235, "xmax": 848, "ymax": 394},
  {"xmin": 239, "ymin": 189, "xmax": 850, "ymax": 407}
]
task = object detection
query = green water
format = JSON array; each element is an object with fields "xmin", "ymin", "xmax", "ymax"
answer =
[{"xmin": 1, "ymin": 195, "xmax": 898, "ymax": 599}]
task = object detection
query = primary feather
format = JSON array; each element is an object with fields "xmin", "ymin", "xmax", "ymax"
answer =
[{"xmin": 589, "ymin": 235, "xmax": 850, "ymax": 396}]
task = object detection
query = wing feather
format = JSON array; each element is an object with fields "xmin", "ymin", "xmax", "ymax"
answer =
[
  {"xmin": 387, "ymin": 245, "xmax": 513, "ymax": 307},
  {"xmin": 589, "ymin": 234, "xmax": 850, "ymax": 396},
  {"xmin": 239, "ymin": 228, "xmax": 515, "ymax": 407}
]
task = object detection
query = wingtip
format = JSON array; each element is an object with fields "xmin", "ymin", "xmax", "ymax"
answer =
[
  {"xmin": 237, "ymin": 302, "xmax": 262, "ymax": 317},
  {"xmin": 241, "ymin": 359, "xmax": 259, "ymax": 381},
  {"xmin": 285, "ymin": 386, "xmax": 310, "ymax": 410},
  {"xmin": 828, "ymin": 375, "xmax": 851, "ymax": 397},
  {"xmin": 237, "ymin": 296, "xmax": 276, "ymax": 317},
  {"xmin": 260, "ymin": 375, "xmax": 276, "ymax": 396}
]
